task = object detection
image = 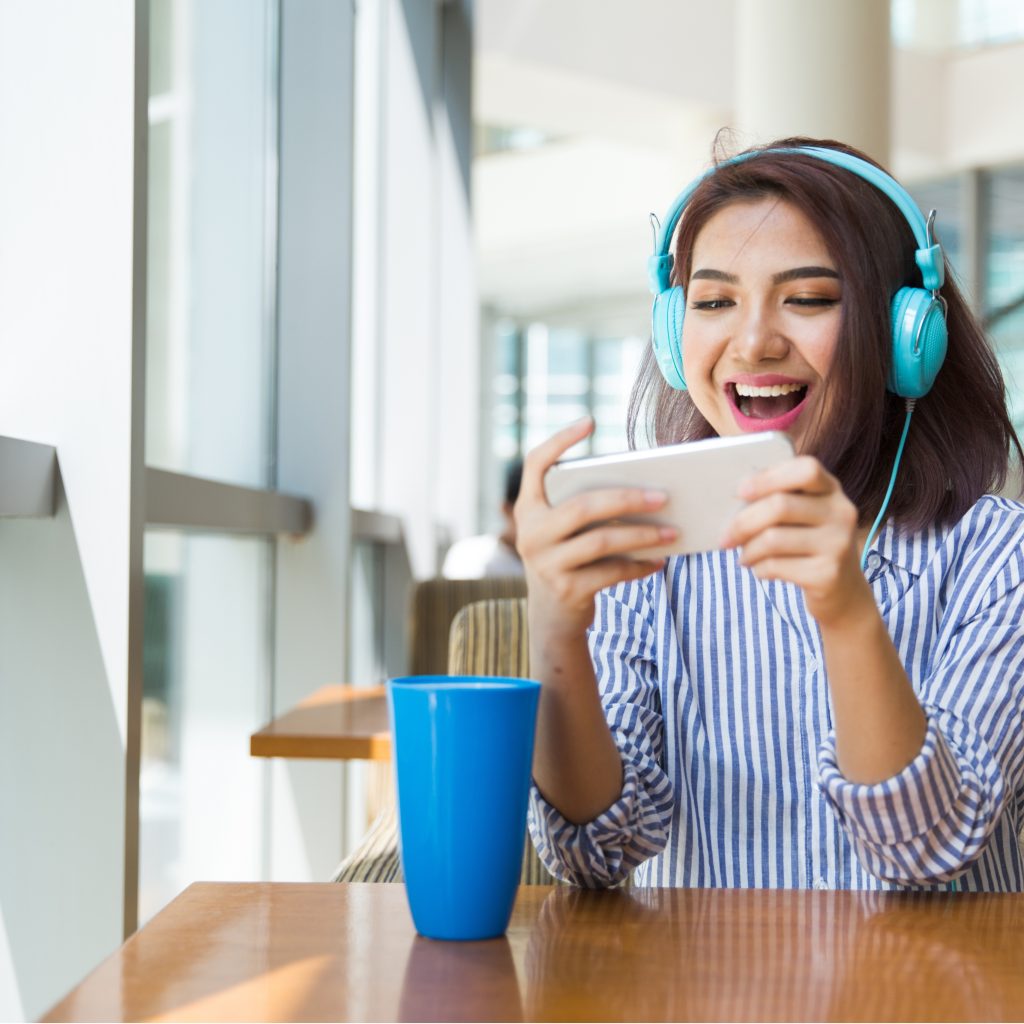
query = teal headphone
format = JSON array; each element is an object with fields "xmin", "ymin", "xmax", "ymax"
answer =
[{"xmin": 648, "ymin": 146, "xmax": 949, "ymax": 399}]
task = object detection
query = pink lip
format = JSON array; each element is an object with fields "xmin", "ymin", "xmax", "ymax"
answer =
[{"xmin": 724, "ymin": 375, "xmax": 811, "ymax": 434}]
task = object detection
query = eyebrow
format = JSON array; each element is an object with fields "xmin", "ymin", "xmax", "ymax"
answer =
[
  {"xmin": 690, "ymin": 266, "xmax": 840, "ymax": 285},
  {"xmin": 772, "ymin": 266, "xmax": 840, "ymax": 284}
]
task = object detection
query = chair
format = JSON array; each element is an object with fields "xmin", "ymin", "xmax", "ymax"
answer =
[
  {"xmin": 333, "ymin": 596, "xmax": 554, "ymax": 885},
  {"xmin": 408, "ymin": 576, "xmax": 527, "ymax": 676}
]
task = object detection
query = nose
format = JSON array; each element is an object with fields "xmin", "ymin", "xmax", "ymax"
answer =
[{"xmin": 735, "ymin": 300, "xmax": 789, "ymax": 364}]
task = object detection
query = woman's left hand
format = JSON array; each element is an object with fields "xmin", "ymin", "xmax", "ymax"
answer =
[{"xmin": 720, "ymin": 454, "xmax": 871, "ymax": 628}]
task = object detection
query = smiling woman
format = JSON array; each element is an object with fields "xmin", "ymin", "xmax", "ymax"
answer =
[{"xmin": 516, "ymin": 137, "xmax": 1024, "ymax": 895}]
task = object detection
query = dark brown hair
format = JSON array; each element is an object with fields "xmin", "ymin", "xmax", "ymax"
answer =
[{"xmin": 627, "ymin": 135, "xmax": 1023, "ymax": 530}]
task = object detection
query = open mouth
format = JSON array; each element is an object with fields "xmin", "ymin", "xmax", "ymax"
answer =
[{"xmin": 726, "ymin": 380, "xmax": 809, "ymax": 431}]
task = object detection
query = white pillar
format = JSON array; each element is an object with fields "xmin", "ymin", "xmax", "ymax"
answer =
[
  {"xmin": 0, "ymin": 2, "xmax": 146, "ymax": 1018},
  {"xmin": 734, "ymin": 0, "xmax": 891, "ymax": 164}
]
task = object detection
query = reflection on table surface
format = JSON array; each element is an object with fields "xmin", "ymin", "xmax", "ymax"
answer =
[{"xmin": 43, "ymin": 882, "xmax": 1024, "ymax": 1022}]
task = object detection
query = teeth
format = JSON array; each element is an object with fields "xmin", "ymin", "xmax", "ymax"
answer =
[{"xmin": 733, "ymin": 382, "xmax": 806, "ymax": 397}]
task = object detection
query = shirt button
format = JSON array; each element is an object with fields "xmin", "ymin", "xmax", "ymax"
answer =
[
  {"xmin": 814, "ymin": 878, "xmax": 829, "ymax": 890},
  {"xmin": 866, "ymin": 553, "xmax": 882, "ymax": 572}
]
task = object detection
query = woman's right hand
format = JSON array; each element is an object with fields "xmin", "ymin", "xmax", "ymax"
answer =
[{"xmin": 515, "ymin": 417, "xmax": 674, "ymax": 641}]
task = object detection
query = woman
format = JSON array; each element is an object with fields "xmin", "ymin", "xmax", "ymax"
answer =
[{"xmin": 517, "ymin": 137, "xmax": 1024, "ymax": 890}]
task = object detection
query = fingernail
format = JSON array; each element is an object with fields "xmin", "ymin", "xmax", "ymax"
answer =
[
  {"xmin": 659, "ymin": 526, "xmax": 677, "ymax": 541},
  {"xmin": 644, "ymin": 489, "xmax": 667, "ymax": 506}
]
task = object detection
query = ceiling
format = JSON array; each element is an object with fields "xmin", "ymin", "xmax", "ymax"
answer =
[
  {"xmin": 472, "ymin": 0, "xmax": 739, "ymax": 327},
  {"xmin": 469, "ymin": 1, "xmax": 1024, "ymax": 325}
]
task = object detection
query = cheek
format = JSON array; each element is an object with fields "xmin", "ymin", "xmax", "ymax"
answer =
[
  {"xmin": 795, "ymin": 305, "xmax": 842, "ymax": 369},
  {"xmin": 680, "ymin": 323, "xmax": 722, "ymax": 387},
  {"xmin": 803, "ymin": 323, "xmax": 841, "ymax": 380},
  {"xmin": 680, "ymin": 327, "xmax": 731, "ymax": 429}
]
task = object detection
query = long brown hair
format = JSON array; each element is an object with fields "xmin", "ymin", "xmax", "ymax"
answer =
[{"xmin": 627, "ymin": 136, "xmax": 1023, "ymax": 530}]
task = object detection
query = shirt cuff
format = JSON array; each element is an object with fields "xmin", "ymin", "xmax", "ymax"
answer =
[
  {"xmin": 817, "ymin": 714, "xmax": 962, "ymax": 846},
  {"xmin": 528, "ymin": 754, "xmax": 666, "ymax": 888}
]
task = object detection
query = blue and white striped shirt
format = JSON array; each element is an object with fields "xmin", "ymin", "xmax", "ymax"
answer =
[{"xmin": 529, "ymin": 495, "xmax": 1024, "ymax": 890}]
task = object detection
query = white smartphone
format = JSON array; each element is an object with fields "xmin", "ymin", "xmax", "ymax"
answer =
[{"xmin": 543, "ymin": 431, "xmax": 795, "ymax": 558}]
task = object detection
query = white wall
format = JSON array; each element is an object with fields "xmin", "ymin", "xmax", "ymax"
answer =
[{"xmin": 0, "ymin": 2, "xmax": 145, "ymax": 1018}]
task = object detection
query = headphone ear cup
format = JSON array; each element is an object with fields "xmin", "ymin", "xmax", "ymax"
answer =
[
  {"xmin": 651, "ymin": 286, "xmax": 687, "ymax": 390},
  {"xmin": 888, "ymin": 286, "xmax": 949, "ymax": 399}
]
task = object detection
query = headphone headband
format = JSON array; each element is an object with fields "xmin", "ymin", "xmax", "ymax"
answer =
[
  {"xmin": 648, "ymin": 146, "xmax": 944, "ymax": 294},
  {"xmin": 646, "ymin": 143, "xmax": 949, "ymax": 399}
]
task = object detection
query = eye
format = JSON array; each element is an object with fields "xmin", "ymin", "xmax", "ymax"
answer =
[
  {"xmin": 690, "ymin": 298, "xmax": 734, "ymax": 311},
  {"xmin": 786, "ymin": 296, "xmax": 840, "ymax": 308}
]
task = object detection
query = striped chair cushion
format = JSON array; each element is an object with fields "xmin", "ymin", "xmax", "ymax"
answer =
[
  {"xmin": 332, "ymin": 798, "xmax": 402, "ymax": 883},
  {"xmin": 447, "ymin": 597, "xmax": 530, "ymax": 679}
]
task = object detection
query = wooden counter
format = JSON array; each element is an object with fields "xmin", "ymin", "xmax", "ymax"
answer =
[
  {"xmin": 43, "ymin": 882, "xmax": 1024, "ymax": 1022},
  {"xmin": 249, "ymin": 685, "xmax": 390, "ymax": 761}
]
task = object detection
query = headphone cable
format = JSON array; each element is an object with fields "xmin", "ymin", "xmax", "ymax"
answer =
[{"xmin": 859, "ymin": 400, "xmax": 916, "ymax": 570}]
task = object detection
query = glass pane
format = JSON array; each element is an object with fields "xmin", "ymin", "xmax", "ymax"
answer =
[
  {"xmin": 957, "ymin": 0, "xmax": 1024, "ymax": 46},
  {"xmin": 909, "ymin": 177, "xmax": 963, "ymax": 278},
  {"xmin": 139, "ymin": 531, "xmax": 271, "ymax": 924},
  {"xmin": 985, "ymin": 166, "xmax": 1024, "ymax": 434},
  {"xmin": 146, "ymin": 0, "xmax": 278, "ymax": 487},
  {"xmin": 494, "ymin": 324, "xmax": 646, "ymax": 461},
  {"xmin": 893, "ymin": 0, "xmax": 1024, "ymax": 49}
]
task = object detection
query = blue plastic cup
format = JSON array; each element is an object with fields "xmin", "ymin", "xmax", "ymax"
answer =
[{"xmin": 388, "ymin": 675, "xmax": 542, "ymax": 941}]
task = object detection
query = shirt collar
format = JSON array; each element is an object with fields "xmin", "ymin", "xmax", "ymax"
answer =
[{"xmin": 869, "ymin": 518, "xmax": 945, "ymax": 577}]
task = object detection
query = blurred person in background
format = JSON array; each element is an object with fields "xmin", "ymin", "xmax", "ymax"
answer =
[{"xmin": 442, "ymin": 459, "xmax": 525, "ymax": 578}]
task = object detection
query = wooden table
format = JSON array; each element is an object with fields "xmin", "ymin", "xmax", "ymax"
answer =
[
  {"xmin": 43, "ymin": 882, "xmax": 1024, "ymax": 1022},
  {"xmin": 249, "ymin": 685, "xmax": 390, "ymax": 761}
]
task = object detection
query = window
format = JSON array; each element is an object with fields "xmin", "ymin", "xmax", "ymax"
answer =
[
  {"xmin": 893, "ymin": 0, "xmax": 1024, "ymax": 50},
  {"xmin": 146, "ymin": 0, "xmax": 278, "ymax": 489},
  {"xmin": 481, "ymin": 316, "xmax": 644, "ymax": 524},
  {"xmin": 984, "ymin": 167, "xmax": 1024, "ymax": 433},
  {"xmin": 141, "ymin": 0, "xmax": 279, "ymax": 924}
]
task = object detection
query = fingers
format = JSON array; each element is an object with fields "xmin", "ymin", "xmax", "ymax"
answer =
[
  {"xmin": 533, "ymin": 554, "xmax": 667, "ymax": 614},
  {"xmin": 722, "ymin": 453, "xmax": 859, "ymax": 590},
  {"xmin": 737, "ymin": 454, "xmax": 836, "ymax": 502},
  {"xmin": 570, "ymin": 557, "xmax": 668, "ymax": 594},
  {"xmin": 722, "ymin": 490, "xmax": 845, "ymax": 549},
  {"xmin": 724, "ymin": 456, "xmax": 856, "ymax": 549},
  {"xmin": 516, "ymin": 418, "xmax": 671, "ymax": 555},
  {"xmin": 742, "ymin": 554, "xmax": 844, "ymax": 590},
  {"xmin": 550, "ymin": 521, "xmax": 676, "ymax": 571},
  {"xmin": 519, "ymin": 417, "xmax": 594, "ymax": 502},
  {"xmin": 537, "ymin": 486, "xmax": 669, "ymax": 548},
  {"xmin": 520, "ymin": 499, "xmax": 669, "ymax": 581},
  {"xmin": 735, "ymin": 524, "xmax": 827, "ymax": 567},
  {"xmin": 515, "ymin": 420, "xmax": 672, "ymax": 639}
]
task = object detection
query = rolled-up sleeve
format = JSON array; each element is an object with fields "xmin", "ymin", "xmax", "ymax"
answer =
[
  {"xmin": 818, "ymin": 554, "xmax": 1024, "ymax": 886},
  {"xmin": 528, "ymin": 577, "xmax": 675, "ymax": 888}
]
